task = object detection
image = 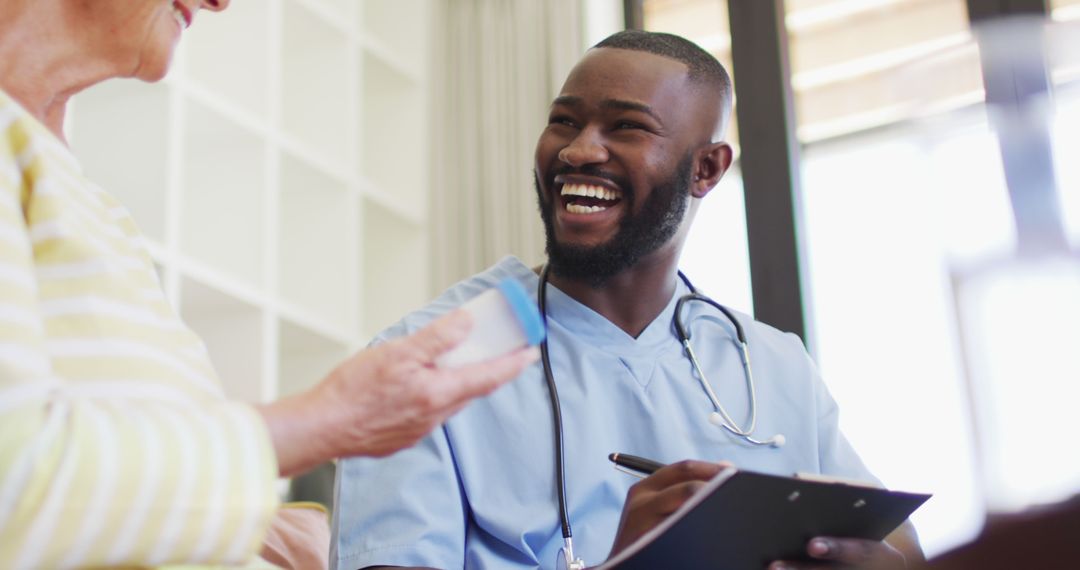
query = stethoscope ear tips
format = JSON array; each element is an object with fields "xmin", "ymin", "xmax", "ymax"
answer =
[
  {"xmin": 769, "ymin": 434, "xmax": 786, "ymax": 448},
  {"xmin": 707, "ymin": 411, "xmax": 726, "ymax": 427}
]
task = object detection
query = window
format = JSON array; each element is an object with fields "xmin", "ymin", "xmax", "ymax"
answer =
[
  {"xmin": 799, "ymin": 116, "xmax": 1003, "ymax": 554},
  {"xmin": 785, "ymin": 0, "xmax": 988, "ymax": 554},
  {"xmin": 1050, "ymin": 0, "xmax": 1080, "ymax": 243},
  {"xmin": 1053, "ymin": 0, "xmax": 1080, "ymax": 21},
  {"xmin": 792, "ymin": 0, "xmax": 1080, "ymax": 554},
  {"xmin": 787, "ymin": 0, "xmax": 978, "ymax": 142},
  {"xmin": 640, "ymin": 0, "xmax": 1080, "ymax": 556}
]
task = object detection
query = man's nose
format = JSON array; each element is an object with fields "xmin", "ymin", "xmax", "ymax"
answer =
[{"xmin": 557, "ymin": 128, "xmax": 609, "ymax": 167}]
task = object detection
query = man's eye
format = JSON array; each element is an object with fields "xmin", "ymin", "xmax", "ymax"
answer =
[
  {"xmin": 615, "ymin": 121, "xmax": 644, "ymax": 130},
  {"xmin": 549, "ymin": 116, "xmax": 577, "ymax": 128}
]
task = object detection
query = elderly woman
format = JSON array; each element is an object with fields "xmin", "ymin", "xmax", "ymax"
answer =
[{"xmin": 0, "ymin": 1, "xmax": 537, "ymax": 568}]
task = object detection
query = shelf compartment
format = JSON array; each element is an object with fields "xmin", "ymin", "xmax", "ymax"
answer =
[
  {"xmin": 281, "ymin": 0, "xmax": 352, "ymax": 168},
  {"xmin": 277, "ymin": 317, "xmax": 351, "ymax": 398},
  {"xmin": 180, "ymin": 276, "xmax": 265, "ymax": 402},
  {"xmin": 361, "ymin": 198, "xmax": 428, "ymax": 338},
  {"xmin": 358, "ymin": 175, "xmax": 426, "ymax": 226},
  {"xmin": 277, "ymin": 151, "xmax": 353, "ymax": 330},
  {"xmin": 290, "ymin": 0, "xmax": 355, "ymax": 30},
  {"xmin": 360, "ymin": 0, "xmax": 427, "ymax": 74},
  {"xmin": 70, "ymin": 80, "xmax": 171, "ymax": 242},
  {"xmin": 183, "ymin": 0, "xmax": 270, "ymax": 118},
  {"xmin": 360, "ymin": 51, "xmax": 426, "ymax": 209},
  {"xmin": 179, "ymin": 99, "xmax": 266, "ymax": 289}
]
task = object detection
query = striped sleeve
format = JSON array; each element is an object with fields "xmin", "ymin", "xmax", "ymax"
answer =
[{"xmin": 0, "ymin": 106, "xmax": 280, "ymax": 568}]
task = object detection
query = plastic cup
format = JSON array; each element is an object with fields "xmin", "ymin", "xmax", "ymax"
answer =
[{"xmin": 435, "ymin": 278, "xmax": 546, "ymax": 368}]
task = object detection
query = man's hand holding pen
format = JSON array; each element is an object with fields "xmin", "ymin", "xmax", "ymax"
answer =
[
  {"xmin": 607, "ymin": 459, "xmax": 731, "ymax": 558},
  {"xmin": 605, "ymin": 453, "xmax": 913, "ymax": 569}
]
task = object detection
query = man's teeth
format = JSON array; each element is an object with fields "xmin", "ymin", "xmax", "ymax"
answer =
[
  {"xmin": 561, "ymin": 184, "xmax": 620, "ymax": 201},
  {"xmin": 567, "ymin": 204, "xmax": 606, "ymax": 214},
  {"xmin": 560, "ymin": 183, "xmax": 620, "ymax": 215}
]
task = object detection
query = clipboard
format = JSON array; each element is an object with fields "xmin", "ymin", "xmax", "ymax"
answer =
[{"xmin": 596, "ymin": 468, "xmax": 931, "ymax": 570}]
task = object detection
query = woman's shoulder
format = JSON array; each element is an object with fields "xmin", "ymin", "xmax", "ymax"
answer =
[
  {"xmin": 1, "ymin": 89, "xmax": 76, "ymax": 164},
  {"xmin": 0, "ymin": 89, "xmax": 83, "ymax": 203}
]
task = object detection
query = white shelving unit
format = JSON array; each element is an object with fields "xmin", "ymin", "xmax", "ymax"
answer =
[{"xmin": 68, "ymin": 0, "xmax": 432, "ymax": 405}]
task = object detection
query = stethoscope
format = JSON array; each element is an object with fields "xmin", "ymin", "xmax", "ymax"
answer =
[{"xmin": 537, "ymin": 266, "xmax": 785, "ymax": 570}]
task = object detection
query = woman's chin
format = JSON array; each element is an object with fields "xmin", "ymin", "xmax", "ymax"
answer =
[
  {"xmin": 131, "ymin": 57, "xmax": 172, "ymax": 83},
  {"xmin": 137, "ymin": 66, "xmax": 171, "ymax": 82},
  {"xmin": 130, "ymin": 42, "xmax": 178, "ymax": 82}
]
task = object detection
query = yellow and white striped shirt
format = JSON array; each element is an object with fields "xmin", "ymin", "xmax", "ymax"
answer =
[{"xmin": 0, "ymin": 89, "xmax": 279, "ymax": 568}]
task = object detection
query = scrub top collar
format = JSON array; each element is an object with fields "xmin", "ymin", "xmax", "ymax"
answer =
[{"xmin": 524, "ymin": 261, "xmax": 692, "ymax": 356}]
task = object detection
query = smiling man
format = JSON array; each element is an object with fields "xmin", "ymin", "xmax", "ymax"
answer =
[{"xmin": 331, "ymin": 31, "xmax": 922, "ymax": 570}]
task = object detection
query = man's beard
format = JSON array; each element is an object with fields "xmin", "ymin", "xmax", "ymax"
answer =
[{"xmin": 535, "ymin": 153, "xmax": 693, "ymax": 288}]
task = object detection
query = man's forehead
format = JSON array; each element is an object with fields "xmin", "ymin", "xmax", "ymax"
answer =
[
  {"xmin": 555, "ymin": 47, "xmax": 719, "ymax": 138},
  {"xmin": 557, "ymin": 47, "xmax": 692, "ymax": 103}
]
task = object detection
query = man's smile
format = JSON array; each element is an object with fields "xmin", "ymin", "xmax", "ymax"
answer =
[
  {"xmin": 561, "ymin": 183, "xmax": 623, "ymax": 214},
  {"xmin": 553, "ymin": 174, "xmax": 625, "ymax": 222}
]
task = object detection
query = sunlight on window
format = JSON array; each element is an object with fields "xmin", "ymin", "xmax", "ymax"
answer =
[
  {"xmin": 1053, "ymin": 89, "xmax": 1080, "ymax": 243},
  {"xmin": 799, "ymin": 117, "xmax": 1025, "ymax": 555},
  {"xmin": 679, "ymin": 168, "xmax": 753, "ymax": 315},
  {"xmin": 944, "ymin": 72, "xmax": 1080, "ymax": 514},
  {"xmin": 955, "ymin": 257, "xmax": 1080, "ymax": 512},
  {"xmin": 645, "ymin": 0, "xmax": 1080, "ymax": 558}
]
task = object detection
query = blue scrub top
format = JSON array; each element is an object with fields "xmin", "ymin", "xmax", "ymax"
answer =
[{"xmin": 332, "ymin": 257, "xmax": 877, "ymax": 570}]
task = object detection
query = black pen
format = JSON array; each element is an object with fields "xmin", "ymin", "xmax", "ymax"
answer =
[{"xmin": 608, "ymin": 452, "xmax": 666, "ymax": 478}]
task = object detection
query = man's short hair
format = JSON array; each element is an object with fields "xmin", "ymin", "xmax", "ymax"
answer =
[{"xmin": 594, "ymin": 30, "xmax": 733, "ymax": 136}]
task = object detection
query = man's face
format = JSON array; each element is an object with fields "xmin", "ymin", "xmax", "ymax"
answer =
[{"xmin": 534, "ymin": 48, "xmax": 710, "ymax": 285}]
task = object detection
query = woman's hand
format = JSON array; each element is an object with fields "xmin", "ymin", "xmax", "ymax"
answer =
[{"xmin": 260, "ymin": 310, "xmax": 539, "ymax": 476}]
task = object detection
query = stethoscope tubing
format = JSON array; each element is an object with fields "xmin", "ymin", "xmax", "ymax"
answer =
[
  {"xmin": 537, "ymin": 266, "xmax": 772, "ymax": 564},
  {"xmin": 537, "ymin": 265, "xmax": 573, "ymax": 540}
]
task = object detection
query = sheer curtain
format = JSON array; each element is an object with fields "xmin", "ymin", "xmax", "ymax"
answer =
[{"xmin": 429, "ymin": 0, "xmax": 584, "ymax": 291}]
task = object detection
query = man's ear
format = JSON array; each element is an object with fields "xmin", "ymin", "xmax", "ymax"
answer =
[{"xmin": 690, "ymin": 142, "xmax": 733, "ymax": 199}]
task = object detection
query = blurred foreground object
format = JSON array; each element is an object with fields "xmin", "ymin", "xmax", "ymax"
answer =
[
  {"xmin": 923, "ymin": 494, "xmax": 1080, "ymax": 568},
  {"xmin": 950, "ymin": 14, "xmax": 1080, "ymax": 515}
]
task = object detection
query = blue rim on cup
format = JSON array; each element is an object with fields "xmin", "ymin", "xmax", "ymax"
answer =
[{"xmin": 496, "ymin": 278, "xmax": 547, "ymax": 346}]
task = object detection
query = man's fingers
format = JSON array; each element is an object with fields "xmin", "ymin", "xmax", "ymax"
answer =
[
  {"xmin": 807, "ymin": 536, "xmax": 882, "ymax": 561},
  {"xmin": 769, "ymin": 538, "xmax": 901, "ymax": 570},
  {"xmin": 808, "ymin": 537, "xmax": 836, "ymax": 559},
  {"xmin": 767, "ymin": 563, "xmax": 831, "ymax": 570},
  {"xmin": 406, "ymin": 310, "xmax": 473, "ymax": 362},
  {"xmin": 634, "ymin": 480, "xmax": 710, "ymax": 518},
  {"xmin": 639, "ymin": 460, "xmax": 729, "ymax": 489}
]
